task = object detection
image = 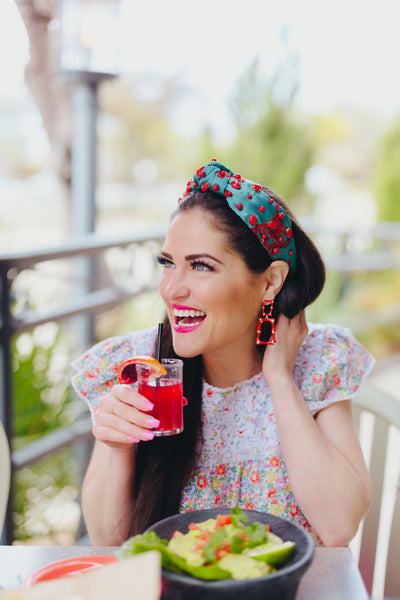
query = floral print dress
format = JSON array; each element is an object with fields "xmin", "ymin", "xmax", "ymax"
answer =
[{"xmin": 71, "ymin": 323, "xmax": 375, "ymax": 544}]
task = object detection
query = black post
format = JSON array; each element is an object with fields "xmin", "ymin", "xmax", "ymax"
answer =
[{"xmin": 70, "ymin": 78, "xmax": 99, "ymax": 351}]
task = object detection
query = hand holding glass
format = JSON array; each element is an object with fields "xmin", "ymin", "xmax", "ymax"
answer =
[{"xmin": 137, "ymin": 358, "xmax": 184, "ymax": 436}]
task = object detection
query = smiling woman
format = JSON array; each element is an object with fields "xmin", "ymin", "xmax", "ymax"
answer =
[
  {"xmin": 71, "ymin": 160, "xmax": 374, "ymax": 549},
  {"xmin": 157, "ymin": 208, "xmax": 275, "ymax": 365}
]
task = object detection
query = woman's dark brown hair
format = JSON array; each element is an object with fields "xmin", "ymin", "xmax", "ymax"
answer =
[{"xmin": 129, "ymin": 189, "xmax": 325, "ymax": 535}]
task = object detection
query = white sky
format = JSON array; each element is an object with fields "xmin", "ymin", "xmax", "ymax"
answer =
[{"xmin": 1, "ymin": 0, "xmax": 400, "ymax": 138}]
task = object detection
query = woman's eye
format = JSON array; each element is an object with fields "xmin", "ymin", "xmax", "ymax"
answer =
[
  {"xmin": 156, "ymin": 256, "xmax": 174, "ymax": 268},
  {"xmin": 190, "ymin": 261, "xmax": 214, "ymax": 272}
]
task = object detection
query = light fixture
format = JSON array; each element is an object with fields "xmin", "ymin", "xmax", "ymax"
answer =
[{"xmin": 59, "ymin": 0, "xmax": 121, "ymax": 79}]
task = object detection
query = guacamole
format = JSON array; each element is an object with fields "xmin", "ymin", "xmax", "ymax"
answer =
[{"xmin": 117, "ymin": 507, "xmax": 295, "ymax": 581}]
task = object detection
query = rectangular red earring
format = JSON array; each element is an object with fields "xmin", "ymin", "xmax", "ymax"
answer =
[{"xmin": 256, "ymin": 300, "xmax": 276, "ymax": 345}]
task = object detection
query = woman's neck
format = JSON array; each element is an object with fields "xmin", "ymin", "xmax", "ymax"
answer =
[{"xmin": 202, "ymin": 347, "xmax": 263, "ymax": 389}]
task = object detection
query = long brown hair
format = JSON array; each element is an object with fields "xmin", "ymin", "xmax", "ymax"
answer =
[{"xmin": 129, "ymin": 189, "xmax": 325, "ymax": 534}]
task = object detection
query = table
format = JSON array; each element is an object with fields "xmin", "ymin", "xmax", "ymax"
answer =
[{"xmin": 0, "ymin": 545, "xmax": 368, "ymax": 599}]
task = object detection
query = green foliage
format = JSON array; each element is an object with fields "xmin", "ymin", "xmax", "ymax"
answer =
[
  {"xmin": 13, "ymin": 448, "xmax": 80, "ymax": 541},
  {"xmin": 309, "ymin": 266, "xmax": 400, "ymax": 359},
  {"xmin": 224, "ymin": 59, "xmax": 315, "ymax": 209},
  {"xmin": 374, "ymin": 115, "xmax": 400, "ymax": 221},
  {"xmin": 12, "ymin": 325, "xmax": 79, "ymax": 541},
  {"xmin": 13, "ymin": 326, "xmax": 72, "ymax": 441},
  {"xmin": 100, "ymin": 76, "xmax": 198, "ymax": 181}
]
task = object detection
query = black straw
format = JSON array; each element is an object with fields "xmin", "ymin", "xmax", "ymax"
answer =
[{"xmin": 156, "ymin": 322, "xmax": 163, "ymax": 362}]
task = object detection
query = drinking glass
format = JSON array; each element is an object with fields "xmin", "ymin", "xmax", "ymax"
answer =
[{"xmin": 137, "ymin": 358, "xmax": 184, "ymax": 436}]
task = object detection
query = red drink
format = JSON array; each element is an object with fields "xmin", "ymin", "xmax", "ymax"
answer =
[{"xmin": 139, "ymin": 378, "xmax": 183, "ymax": 435}]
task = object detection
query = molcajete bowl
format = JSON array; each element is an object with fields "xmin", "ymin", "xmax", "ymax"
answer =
[{"xmin": 145, "ymin": 508, "xmax": 314, "ymax": 600}]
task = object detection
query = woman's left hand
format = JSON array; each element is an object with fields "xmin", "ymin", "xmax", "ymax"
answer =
[{"xmin": 262, "ymin": 310, "xmax": 308, "ymax": 383}]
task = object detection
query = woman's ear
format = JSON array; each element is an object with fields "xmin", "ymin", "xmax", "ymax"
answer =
[{"xmin": 262, "ymin": 261, "xmax": 289, "ymax": 301}]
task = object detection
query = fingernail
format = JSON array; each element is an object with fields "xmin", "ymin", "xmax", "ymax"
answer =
[
  {"xmin": 142, "ymin": 431, "xmax": 155, "ymax": 441},
  {"xmin": 142, "ymin": 399, "xmax": 154, "ymax": 411},
  {"xmin": 147, "ymin": 417, "xmax": 160, "ymax": 428},
  {"xmin": 128, "ymin": 436, "xmax": 140, "ymax": 444}
]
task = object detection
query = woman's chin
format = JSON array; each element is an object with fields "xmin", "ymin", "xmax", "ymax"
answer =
[{"xmin": 172, "ymin": 333, "xmax": 202, "ymax": 359}]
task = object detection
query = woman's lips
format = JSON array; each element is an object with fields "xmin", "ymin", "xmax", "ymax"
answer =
[{"xmin": 172, "ymin": 304, "xmax": 206, "ymax": 333}]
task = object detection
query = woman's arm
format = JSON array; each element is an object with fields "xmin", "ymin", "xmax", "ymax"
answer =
[
  {"xmin": 263, "ymin": 313, "xmax": 371, "ymax": 547},
  {"xmin": 81, "ymin": 384, "xmax": 159, "ymax": 545},
  {"xmin": 82, "ymin": 440, "xmax": 136, "ymax": 545}
]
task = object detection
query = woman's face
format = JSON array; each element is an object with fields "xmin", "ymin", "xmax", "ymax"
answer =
[{"xmin": 158, "ymin": 208, "xmax": 269, "ymax": 360}]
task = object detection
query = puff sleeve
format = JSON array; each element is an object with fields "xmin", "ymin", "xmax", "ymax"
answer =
[
  {"xmin": 70, "ymin": 326, "xmax": 158, "ymax": 421},
  {"xmin": 294, "ymin": 323, "xmax": 375, "ymax": 415}
]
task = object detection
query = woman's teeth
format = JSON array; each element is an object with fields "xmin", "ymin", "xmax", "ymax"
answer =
[
  {"xmin": 173, "ymin": 308, "xmax": 206, "ymax": 327},
  {"xmin": 174, "ymin": 309, "xmax": 206, "ymax": 318}
]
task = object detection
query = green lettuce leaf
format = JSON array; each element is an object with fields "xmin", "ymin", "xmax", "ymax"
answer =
[
  {"xmin": 243, "ymin": 522, "xmax": 269, "ymax": 548},
  {"xmin": 231, "ymin": 506, "xmax": 249, "ymax": 528}
]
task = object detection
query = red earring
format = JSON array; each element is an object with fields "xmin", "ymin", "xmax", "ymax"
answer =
[{"xmin": 256, "ymin": 300, "xmax": 276, "ymax": 345}]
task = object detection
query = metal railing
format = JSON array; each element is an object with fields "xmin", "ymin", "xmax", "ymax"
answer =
[
  {"xmin": 0, "ymin": 226, "xmax": 167, "ymax": 544},
  {"xmin": 1, "ymin": 218, "xmax": 400, "ymax": 545}
]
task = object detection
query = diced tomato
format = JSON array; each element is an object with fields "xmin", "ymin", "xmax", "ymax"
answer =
[
  {"xmin": 199, "ymin": 529, "xmax": 211, "ymax": 542},
  {"xmin": 266, "ymin": 524, "xmax": 271, "ymax": 532},
  {"xmin": 171, "ymin": 530, "xmax": 184, "ymax": 539},
  {"xmin": 215, "ymin": 514, "xmax": 232, "ymax": 530},
  {"xmin": 215, "ymin": 540, "xmax": 232, "ymax": 560},
  {"xmin": 188, "ymin": 522, "xmax": 200, "ymax": 531},
  {"xmin": 195, "ymin": 541, "xmax": 205, "ymax": 551}
]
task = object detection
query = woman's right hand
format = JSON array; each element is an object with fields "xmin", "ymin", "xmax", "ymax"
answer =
[{"xmin": 92, "ymin": 384, "xmax": 160, "ymax": 448}]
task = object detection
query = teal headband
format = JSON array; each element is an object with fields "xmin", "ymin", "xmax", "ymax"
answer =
[{"xmin": 180, "ymin": 160, "xmax": 297, "ymax": 272}]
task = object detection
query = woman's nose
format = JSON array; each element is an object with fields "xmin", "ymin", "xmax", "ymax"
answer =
[{"xmin": 162, "ymin": 272, "xmax": 189, "ymax": 301}]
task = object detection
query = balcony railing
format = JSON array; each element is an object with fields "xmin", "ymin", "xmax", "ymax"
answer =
[
  {"xmin": 0, "ymin": 226, "xmax": 167, "ymax": 544},
  {"xmin": 1, "ymin": 218, "xmax": 399, "ymax": 544}
]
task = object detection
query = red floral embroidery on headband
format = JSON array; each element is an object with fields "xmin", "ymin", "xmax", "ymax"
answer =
[{"xmin": 250, "ymin": 206, "xmax": 292, "ymax": 256}]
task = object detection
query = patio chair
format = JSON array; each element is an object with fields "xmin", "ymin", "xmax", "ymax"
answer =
[
  {"xmin": 352, "ymin": 382, "xmax": 400, "ymax": 599},
  {"xmin": 0, "ymin": 420, "xmax": 11, "ymax": 538}
]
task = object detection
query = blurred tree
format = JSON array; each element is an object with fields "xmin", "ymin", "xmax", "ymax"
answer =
[
  {"xmin": 374, "ymin": 115, "xmax": 400, "ymax": 221},
  {"xmin": 99, "ymin": 75, "xmax": 199, "ymax": 182},
  {"xmin": 224, "ymin": 59, "xmax": 315, "ymax": 210},
  {"xmin": 14, "ymin": 0, "xmax": 72, "ymax": 188}
]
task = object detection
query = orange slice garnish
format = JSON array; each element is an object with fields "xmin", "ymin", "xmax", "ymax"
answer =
[{"xmin": 117, "ymin": 356, "xmax": 167, "ymax": 384}]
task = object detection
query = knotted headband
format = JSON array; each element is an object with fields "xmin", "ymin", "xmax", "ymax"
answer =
[{"xmin": 179, "ymin": 160, "xmax": 297, "ymax": 272}]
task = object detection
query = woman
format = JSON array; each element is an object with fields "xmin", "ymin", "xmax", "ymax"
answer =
[{"xmin": 71, "ymin": 160, "xmax": 374, "ymax": 547}]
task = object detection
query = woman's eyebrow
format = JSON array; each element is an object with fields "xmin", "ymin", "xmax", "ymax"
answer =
[{"xmin": 185, "ymin": 253, "xmax": 223, "ymax": 264}]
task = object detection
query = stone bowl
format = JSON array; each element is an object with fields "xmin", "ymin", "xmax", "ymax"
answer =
[{"xmin": 146, "ymin": 508, "xmax": 315, "ymax": 600}]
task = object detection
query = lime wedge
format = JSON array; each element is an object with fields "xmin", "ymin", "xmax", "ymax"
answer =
[
  {"xmin": 266, "ymin": 532, "xmax": 284, "ymax": 545},
  {"xmin": 244, "ymin": 541, "xmax": 295, "ymax": 567}
]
